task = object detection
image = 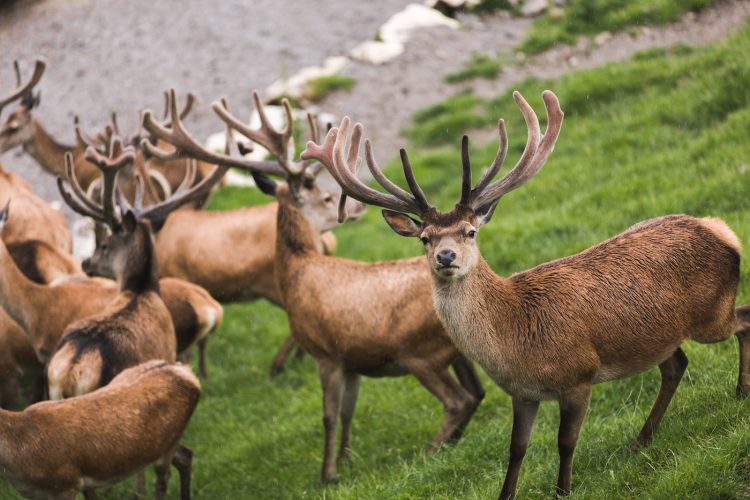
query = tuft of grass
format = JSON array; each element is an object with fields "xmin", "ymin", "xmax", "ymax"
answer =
[
  {"xmin": 521, "ymin": 0, "xmax": 718, "ymax": 54},
  {"xmin": 307, "ymin": 75, "xmax": 356, "ymax": 103},
  {"xmin": 444, "ymin": 52, "xmax": 504, "ymax": 84},
  {"xmin": 3, "ymin": 21, "xmax": 750, "ymax": 500},
  {"xmin": 406, "ymin": 92, "xmax": 490, "ymax": 146}
]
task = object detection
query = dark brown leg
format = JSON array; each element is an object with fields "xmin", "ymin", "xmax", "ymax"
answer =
[
  {"xmin": 629, "ymin": 347, "xmax": 688, "ymax": 450},
  {"xmin": 82, "ymin": 488, "xmax": 98, "ymax": 500},
  {"xmin": 338, "ymin": 372, "xmax": 361, "ymax": 462},
  {"xmin": 409, "ymin": 363, "xmax": 480, "ymax": 452},
  {"xmin": 154, "ymin": 461, "xmax": 170, "ymax": 500},
  {"xmin": 736, "ymin": 330, "xmax": 750, "ymax": 398},
  {"xmin": 452, "ymin": 356, "xmax": 485, "ymax": 402},
  {"xmin": 498, "ymin": 398, "xmax": 539, "ymax": 500},
  {"xmin": 172, "ymin": 444, "xmax": 193, "ymax": 500},
  {"xmin": 198, "ymin": 338, "xmax": 209, "ymax": 378},
  {"xmin": 270, "ymin": 335, "xmax": 298, "ymax": 378},
  {"xmin": 556, "ymin": 385, "xmax": 592, "ymax": 496},
  {"xmin": 318, "ymin": 360, "xmax": 344, "ymax": 483}
]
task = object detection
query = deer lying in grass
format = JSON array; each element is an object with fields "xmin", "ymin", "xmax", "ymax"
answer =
[
  {"xmin": 46, "ymin": 137, "xmax": 227, "ymax": 398},
  {"xmin": 140, "ymin": 90, "xmax": 349, "ymax": 376},
  {"xmin": 308, "ymin": 91, "xmax": 746, "ymax": 498},
  {"xmin": 0, "ymin": 60, "xmax": 214, "ymax": 203},
  {"xmin": 0, "ymin": 360, "xmax": 200, "ymax": 500},
  {"xmin": 147, "ymin": 90, "xmax": 486, "ymax": 483}
]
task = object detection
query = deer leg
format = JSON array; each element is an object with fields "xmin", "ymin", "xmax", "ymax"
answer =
[
  {"xmin": 318, "ymin": 360, "xmax": 344, "ymax": 483},
  {"xmin": 154, "ymin": 458, "xmax": 172, "ymax": 500},
  {"xmin": 134, "ymin": 471, "xmax": 145, "ymax": 498},
  {"xmin": 82, "ymin": 488, "xmax": 98, "ymax": 500},
  {"xmin": 338, "ymin": 372, "xmax": 361, "ymax": 462},
  {"xmin": 270, "ymin": 335, "xmax": 298, "ymax": 378},
  {"xmin": 409, "ymin": 364, "xmax": 479, "ymax": 453},
  {"xmin": 172, "ymin": 444, "xmax": 194, "ymax": 500},
  {"xmin": 629, "ymin": 347, "xmax": 688, "ymax": 451},
  {"xmin": 556, "ymin": 384, "xmax": 592, "ymax": 496},
  {"xmin": 452, "ymin": 356, "xmax": 485, "ymax": 402},
  {"xmin": 499, "ymin": 398, "xmax": 539, "ymax": 500},
  {"xmin": 198, "ymin": 338, "xmax": 209, "ymax": 378},
  {"xmin": 736, "ymin": 330, "xmax": 750, "ymax": 398}
]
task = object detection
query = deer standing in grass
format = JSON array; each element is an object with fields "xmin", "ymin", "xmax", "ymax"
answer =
[
  {"xmin": 141, "ymin": 90, "xmax": 349, "ymax": 376},
  {"xmin": 308, "ymin": 90, "xmax": 746, "ymax": 498},
  {"xmin": 48, "ymin": 136, "xmax": 227, "ymax": 398},
  {"xmin": 146, "ymin": 90, "xmax": 486, "ymax": 483},
  {"xmin": 0, "ymin": 360, "xmax": 200, "ymax": 500}
]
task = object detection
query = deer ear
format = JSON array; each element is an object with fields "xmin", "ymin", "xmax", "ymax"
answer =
[
  {"xmin": 122, "ymin": 210, "xmax": 137, "ymax": 232},
  {"xmin": 475, "ymin": 200, "xmax": 498, "ymax": 227},
  {"xmin": 251, "ymin": 172, "xmax": 278, "ymax": 197},
  {"xmin": 382, "ymin": 209, "xmax": 422, "ymax": 237}
]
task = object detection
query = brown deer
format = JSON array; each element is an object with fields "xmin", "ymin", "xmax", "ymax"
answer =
[
  {"xmin": 0, "ymin": 307, "xmax": 43, "ymax": 408},
  {"xmin": 306, "ymin": 91, "xmax": 747, "ymax": 498},
  {"xmin": 47, "ymin": 136, "xmax": 227, "ymax": 398},
  {"xmin": 0, "ymin": 360, "xmax": 200, "ymax": 500},
  {"xmin": 147, "ymin": 90, "xmax": 486, "ymax": 483},
  {"xmin": 140, "ymin": 90, "xmax": 351, "ymax": 376}
]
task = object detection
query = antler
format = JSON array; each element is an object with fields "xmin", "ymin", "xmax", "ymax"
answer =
[
  {"xmin": 303, "ymin": 90, "xmax": 563, "ymax": 221},
  {"xmin": 0, "ymin": 59, "xmax": 45, "ymax": 113},
  {"xmin": 57, "ymin": 136, "xmax": 136, "ymax": 228},
  {"xmin": 301, "ymin": 117, "xmax": 426, "ymax": 217},
  {"xmin": 141, "ymin": 88, "xmax": 285, "ymax": 177},
  {"xmin": 468, "ymin": 91, "xmax": 563, "ymax": 210}
]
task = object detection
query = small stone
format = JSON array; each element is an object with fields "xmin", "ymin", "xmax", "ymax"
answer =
[
  {"xmin": 568, "ymin": 56, "xmax": 579, "ymax": 67},
  {"xmin": 521, "ymin": 0, "xmax": 549, "ymax": 17},
  {"xmin": 594, "ymin": 31, "xmax": 612, "ymax": 45}
]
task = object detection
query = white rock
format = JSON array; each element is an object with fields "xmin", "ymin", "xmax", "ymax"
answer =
[
  {"xmin": 72, "ymin": 217, "xmax": 95, "ymax": 262},
  {"xmin": 521, "ymin": 0, "xmax": 548, "ymax": 17},
  {"xmin": 265, "ymin": 56, "xmax": 350, "ymax": 102},
  {"xmin": 350, "ymin": 40, "xmax": 405, "ymax": 65},
  {"xmin": 594, "ymin": 31, "xmax": 612, "ymax": 45},
  {"xmin": 380, "ymin": 3, "xmax": 459, "ymax": 44}
]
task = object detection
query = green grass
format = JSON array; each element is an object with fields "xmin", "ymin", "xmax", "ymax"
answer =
[
  {"xmin": 3, "ymin": 21, "xmax": 750, "ymax": 500},
  {"xmin": 521, "ymin": 0, "xmax": 717, "ymax": 54},
  {"xmin": 307, "ymin": 75, "xmax": 356, "ymax": 103},
  {"xmin": 444, "ymin": 52, "xmax": 504, "ymax": 84}
]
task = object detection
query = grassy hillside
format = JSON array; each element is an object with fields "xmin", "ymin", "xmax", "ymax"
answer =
[{"xmin": 2, "ymin": 21, "xmax": 750, "ymax": 500}]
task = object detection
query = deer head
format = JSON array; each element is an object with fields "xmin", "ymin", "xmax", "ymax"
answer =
[
  {"xmin": 58, "ymin": 133, "xmax": 228, "ymax": 285},
  {"xmin": 142, "ymin": 89, "xmax": 365, "ymax": 233},
  {"xmin": 0, "ymin": 60, "xmax": 45, "ymax": 153},
  {"xmin": 302, "ymin": 91, "xmax": 563, "ymax": 281}
]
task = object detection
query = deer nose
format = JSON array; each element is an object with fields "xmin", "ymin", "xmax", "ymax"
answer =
[
  {"xmin": 436, "ymin": 249, "xmax": 456, "ymax": 267},
  {"xmin": 82, "ymin": 258, "xmax": 93, "ymax": 274}
]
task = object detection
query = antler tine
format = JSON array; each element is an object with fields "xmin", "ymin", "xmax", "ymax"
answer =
[
  {"xmin": 398, "ymin": 148, "xmax": 432, "ymax": 212},
  {"xmin": 301, "ymin": 112, "xmax": 321, "ymax": 170},
  {"xmin": 110, "ymin": 110, "xmax": 121, "ymax": 136},
  {"xmin": 64, "ymin": 153, "xmax": 102, "ymax": 214},
  {"xmin": 473, "ymin": 91, "xmax": 563, "ymax": 209},
  {"xmin": 470, "ymin": 119, "xmax": 509, "ymax": 198},
  {"xmin": 302, "ymin": 117, "xmax": 419, "ymax": 215},
  {"xmin": 459, "ymin": 135, "xmax": 472, "ymax": 206},
  {"xmin": 57, "ymin": 152, "xmax": 107, "ymax": 223},
  {"xmin": 212, "ymin": 91, "xmax": 300, "ymax": 175},
  {"xmin": 141, "ymin": 89, "xmax": 285, "ymax": 177},
  {"xmin": 0, "ymin": 59, "xmax": 46, "ymax": 112},
  {"xmin": 83, "ymin": 136, "xmax": 136, "ymax": 225},
  {"xmin": 74, "ymin": 115, "xmax": 106, "ymax": 151},
  {"xmin": 363, "ymin": 140, "xmax": 413, "ymax": 205}
]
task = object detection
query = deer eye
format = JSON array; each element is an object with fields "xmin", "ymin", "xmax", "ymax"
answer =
[
  {"xmin": 420, "ymin": 236, "xmax": 430, "ymax": 245},
  {"xmin": 323, "ymin": 195, "xmax": 334, "ymax": 204},
  {"xmin": 467, "ymin": 229, "xmax": 477, "ymax": 238}
]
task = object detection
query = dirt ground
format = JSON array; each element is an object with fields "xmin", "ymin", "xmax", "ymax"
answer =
[{"xmin": 1, "ymin": 0, "xmax": 749, "ymax": 215}]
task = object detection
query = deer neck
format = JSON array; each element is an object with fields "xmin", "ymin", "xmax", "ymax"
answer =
[
  {"xmin": 119, "ymin": 223, "xmax": 161, "ymax": 295},
  {"xmin": 0, "ymin": 238, "xmax": 43, "ymax": 333},
  {"xmin": 22, "ymin": 120, "xmax": 73, "ymax": 177},
  {"xmin": 431, "ymin": 257, "xmax": 518, "ymax": 363},
  {"xmin": 274, "ymin": 195, "xmax": 323, "ymax": 291}
]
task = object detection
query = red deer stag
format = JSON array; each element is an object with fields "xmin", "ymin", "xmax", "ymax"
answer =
[
  {"xmin": 140, "ymin": 89, "xmax": 350, "ymax": 376},
  {"xmin": 146, "ymin": 90, "xmax": 486, "ymax": 483},
  {"xmin": 48, "ymin": 136, "xmax": 227, "ymax": 398},
  {"xmin": 0, "ymin": 360, "xmax": 200, "ymax": 500},
  {"xmin": 306, "ymin": 91, "xmax": 745, "ymax": 498}
]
